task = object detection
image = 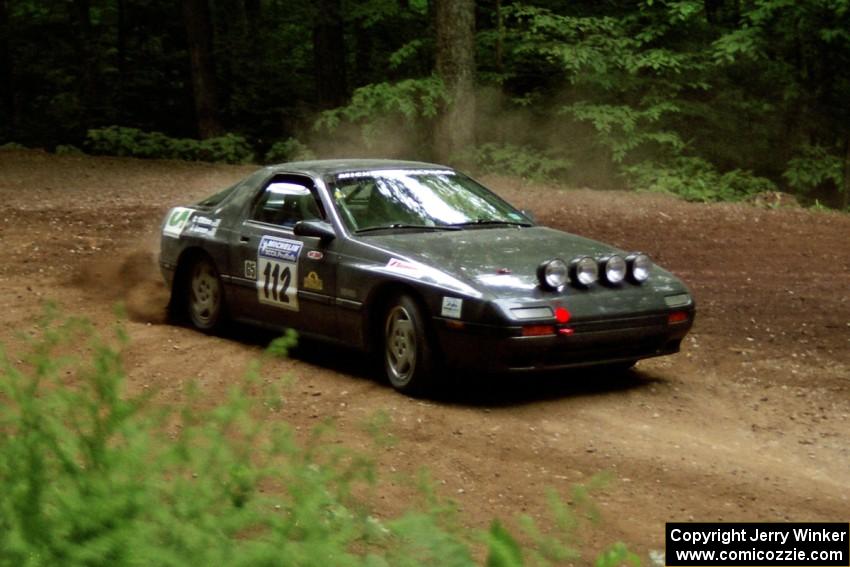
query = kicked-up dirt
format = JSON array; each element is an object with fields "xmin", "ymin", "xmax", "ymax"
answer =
[{"xmin": 1, "ymin": 150, "xmax": 848, "ymax": 560}]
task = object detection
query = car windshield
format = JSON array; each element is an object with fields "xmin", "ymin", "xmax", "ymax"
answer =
[{"xmin": 329, "ymin": 169, "xmax": 531, "ymax": 233}]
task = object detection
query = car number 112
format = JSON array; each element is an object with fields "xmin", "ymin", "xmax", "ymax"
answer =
[{"xmin": 257, "ymin": 257, "xmax": 299, "ymax": 311}]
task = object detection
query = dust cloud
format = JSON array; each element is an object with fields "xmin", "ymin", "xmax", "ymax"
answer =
[
  {"xmin": 72, "ymin": 249, "xmax": 170, "ymax": 324},
  {"xmin": 301, "ymin": 86, "xmax": 621, "ymax": 189}
]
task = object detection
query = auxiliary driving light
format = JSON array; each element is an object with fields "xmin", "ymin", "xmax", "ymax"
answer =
[
  {"xmin": 627, "ymin": 253, "xmax": 652, "ymax": 283},
  {"xmin": 569, "ymin": 256, "xmax": 598, "ymax": 287},
  {"xmin": 537, "ymin": 258, "xmax": 568, "ymax": 290},
  {"xmin": 601, "ymin": 255, "xmax": 627, "ymax": 285}
]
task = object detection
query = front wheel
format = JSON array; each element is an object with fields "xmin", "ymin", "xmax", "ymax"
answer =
[
  {"xmin": 187, "ymin": 256, "xmax": 225, "ymax": 332},
  {"xmin": 383, "ymin": 294, "xmax": 436, "ymax": 396}
]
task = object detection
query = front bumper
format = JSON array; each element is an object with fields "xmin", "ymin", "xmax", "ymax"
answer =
[{"xmin": 434, "ymin": 310, "xmax": 694, "ymax": 372}]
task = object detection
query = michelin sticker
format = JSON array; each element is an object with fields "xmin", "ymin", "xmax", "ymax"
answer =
[
  {"xmin": 441, "ymin": 297, "xmax": 462, "ymax": 319},
  {"xmin": 163, "ymin": 207, "xmax": 193, "ymax": 238},
  {"xmin": 257, "ymin": 236, "xmax": 303, "ymax": 310}
]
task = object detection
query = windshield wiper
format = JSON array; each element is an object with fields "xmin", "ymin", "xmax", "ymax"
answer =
[
  {"xmin": 451, "ymin": 219, "xmax": 532, "ymax": 228},
  {"xmin": 355, "ymin": 223, "xmax": 461, "ymax": 234}
]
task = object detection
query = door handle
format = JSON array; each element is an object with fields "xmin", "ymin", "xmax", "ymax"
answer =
[{"xmin": 240, "ymin": 235, "xmax": 251, "ymax": 243}]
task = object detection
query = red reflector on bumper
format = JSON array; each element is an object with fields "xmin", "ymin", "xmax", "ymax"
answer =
[
  {"xmin": 668, "ymin": 311, "xmax": 689, "ymax": 324},
  {"xmin": 522, "ymin": 325, "xmax": 555, "ymax": 337},
  {"xmin": 558, "ymin": 327, "xmax": 575, "ymax": 336},
  {"xmin": 554, "ymin": 306, "xmax": 571, "ymax": 323}
]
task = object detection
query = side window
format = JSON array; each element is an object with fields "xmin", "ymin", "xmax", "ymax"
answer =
[{"xmin": 251, "ymin": 179, "xmax": 323, "ymax": 228}]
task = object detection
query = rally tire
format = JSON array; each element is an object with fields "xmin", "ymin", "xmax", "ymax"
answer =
[
  {"xmin": 186, "ymin": 256, "xmax": 225, "ymax": 332},
  {"xmin": 382, "ymin": 294, "xmax": 436, "ymax": 396}
]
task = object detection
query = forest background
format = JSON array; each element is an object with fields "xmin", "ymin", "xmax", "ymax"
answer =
[{"xmin": 2, "ymin": 0, "xmax": 849, "ymax": 207}]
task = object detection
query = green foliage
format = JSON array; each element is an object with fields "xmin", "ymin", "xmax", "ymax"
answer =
[
  {"xmin": 314, "ymin": 77, "xmax": 446, "ymax": 149},
  {"xmin": 502, "ymin": 2, "xmax": 705, "ymax": 166},
  {"xmin": 711, "ymin": 28, "xmax": 763, "ymax": 64},
  {"xmin": 562, "ymin": 102, "xmax": 684, "ymax": 163},
  {"xmin": 595, "ymin": 542, "xmax": 642, "ymax": 567},
  {"xmin": 55, "ymin": 144, "xmax": 84, "ymax": 156},
  {"xmin": 783, "ymin": 145, "xmax": 844, "ymax": 194},
  {"xmin": 494, "ymin": 0, "xmax": 850, "ymax": 208},
  {"xmin": 317, "ymin": 77, "xmax": 446, "ymax": 129},
  {"xmin": 6, "ymin": 0, "xmax": 850, "ymax": 208},
  {"xmin": 624, "ymin": 157, "xmax": 777, "ymax": 202},
  {"xmin": 468, "ymin": 143, "xmax": 572, "ymax": 182},
  {"xmin": 0, "ymin": 309, "xmax": 640, "ymax": 566},
  {"xmin": 85, "ymin": 127, "xmax": 254, "ymax": 164},
  {"xmin": 389, "ymin": 39, "xmax": 426, "ymax": 70},
  {"xmin": 0, "ymin": 142, "xmax": 26, "ymax": 151},
  {"xmin": 264, "ymin": 138, "xmax": 316, "ymax": 164},
  {"xmin": 485, "ymin": 520, "xmax": 523, "ymax": 567}
]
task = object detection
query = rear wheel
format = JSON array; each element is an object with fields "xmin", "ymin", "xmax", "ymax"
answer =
[
  {"xmin": 383, "ymin": 294, "xmax": 436, "ymax": 396},
  {"xmin": 187, "ymin": 256, "xmax": 225, "ymax": 332}
]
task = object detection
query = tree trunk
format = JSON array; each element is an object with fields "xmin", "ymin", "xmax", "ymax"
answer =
[
  {"xmin": 843, "ymin": 136, "xmax": 850, "ymax": 210},
  {"xmin": 116, "ymin": 0, "xmax": 127, "ymax": 124},
  {"xmin": 0, "ymin": 0, "xmax": 13, "ymax": 137},
  {"xmin": 354, "ymin": 25, "xmax": 372, "ymax": 85},
  {"xmin": 433, "ymin": 0, "xmax": 476, "ymax": 163},
  {"xmin": 313, "ymin": 0, "xmax": 348, "ymax": 109},
  {"xmin": 183, "ymin": 0, "xmax": 223, "ymax": 138},
  {"xmin": 244, "ymin": 0, "xmax": 260, "ymax": 29},
  {"xmin": 495, "ymin": 0, "xmax": 504, "ymax": 73},
  {"xmin": 73, "ymin": 0, "xmax": 98, "ymax": 132},
  {"xmin": 704, "ymin": 0, "xmax": 721, "ymax": 24}
]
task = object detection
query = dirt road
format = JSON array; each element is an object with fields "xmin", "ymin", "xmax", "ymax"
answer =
[{"xmin": 1, "ymin": 150, "xmax": 848, "ymax": 560}]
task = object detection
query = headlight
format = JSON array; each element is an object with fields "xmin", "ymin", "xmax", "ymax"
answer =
[
  {"xmin": 537, "ymin": 258, "xmax": 568, "ymax": 290},
  {"xmin": 602, "ymin": 255, "xmax": 626, "ymax": 285},
  {"xmin": 569, "ymin": 256, "xmax": 598, "ymax": 287},
  {"xmin": 627, "ymin": 253, "xmax": 652, "ymax": 283}
]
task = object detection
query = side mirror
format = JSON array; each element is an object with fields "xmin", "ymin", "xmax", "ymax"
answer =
[{"xmin": 293, "ymin": 220, "xmax": 336, "ymax": 242}]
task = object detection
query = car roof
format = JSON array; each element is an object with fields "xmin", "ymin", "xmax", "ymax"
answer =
[{"xmin": 263, "ymin": 159, "xmax": 453, "ymax": 177}]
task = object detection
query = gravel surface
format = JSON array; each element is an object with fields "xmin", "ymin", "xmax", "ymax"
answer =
[{"xmin": 1, "ymin": 150, "xmax": 848, "ymax": 560}]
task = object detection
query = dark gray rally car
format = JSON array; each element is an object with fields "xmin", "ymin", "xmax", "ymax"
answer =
[{"xmin": 159, "ymin": 159, "xmax": 695, "ymax": 395}]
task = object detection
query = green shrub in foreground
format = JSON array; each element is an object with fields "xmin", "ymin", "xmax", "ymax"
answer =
[{"xmin": 0, "ymin": 309, "xmax": 638, "ymax": 566}]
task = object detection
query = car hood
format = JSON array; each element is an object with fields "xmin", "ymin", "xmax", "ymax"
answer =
[{"xmin": 364, "ymin": 226, "xmax": 651, "ymax": 296}]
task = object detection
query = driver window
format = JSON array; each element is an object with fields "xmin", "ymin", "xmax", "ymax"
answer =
[{"xmin": 252, "ymin": 179, "xmax": 323, "ymax": 228}]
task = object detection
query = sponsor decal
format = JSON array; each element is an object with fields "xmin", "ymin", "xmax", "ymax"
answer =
[
  {"xmin": 257, "ymin": 236, "xmax": 303, "ymax": 311},
  {"xmin": 244, "ymin": 260, "xmax": 257, "ymax": 279},
  {"xmin": 476, "ymin": 273, "xmax": 536, "ymax": 290},
  {"xmin": 186, "ymin": 215, "xmax": 222, "ymax": 237},
  {"xmin": 306, "ymin": 250, "xmax": 324, "ymax": 260},
  {"xmin": 441, "ymin": 297, "xmax": 463, "ymax": 319},
  {"xmin": 303, "ymin": 271, "xmax": 323, "ymax": 291},
  {"xmin": 162, "ymin": 207, "xmax": 193, "ymax": 238},
  {"xmin": 386, "ymin": 258, "xmax": 422, "ymax": 276},
  {"xmin": 337, "ymin": 169, "xmax": 455, "ymax": 179},
  {"xmin": 259, "ymin": 236, "xmax": 303, "ymax": 262},
  {"xmin": 378, "ymin": 258, "xmax": 482, "ymax": 297}
]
